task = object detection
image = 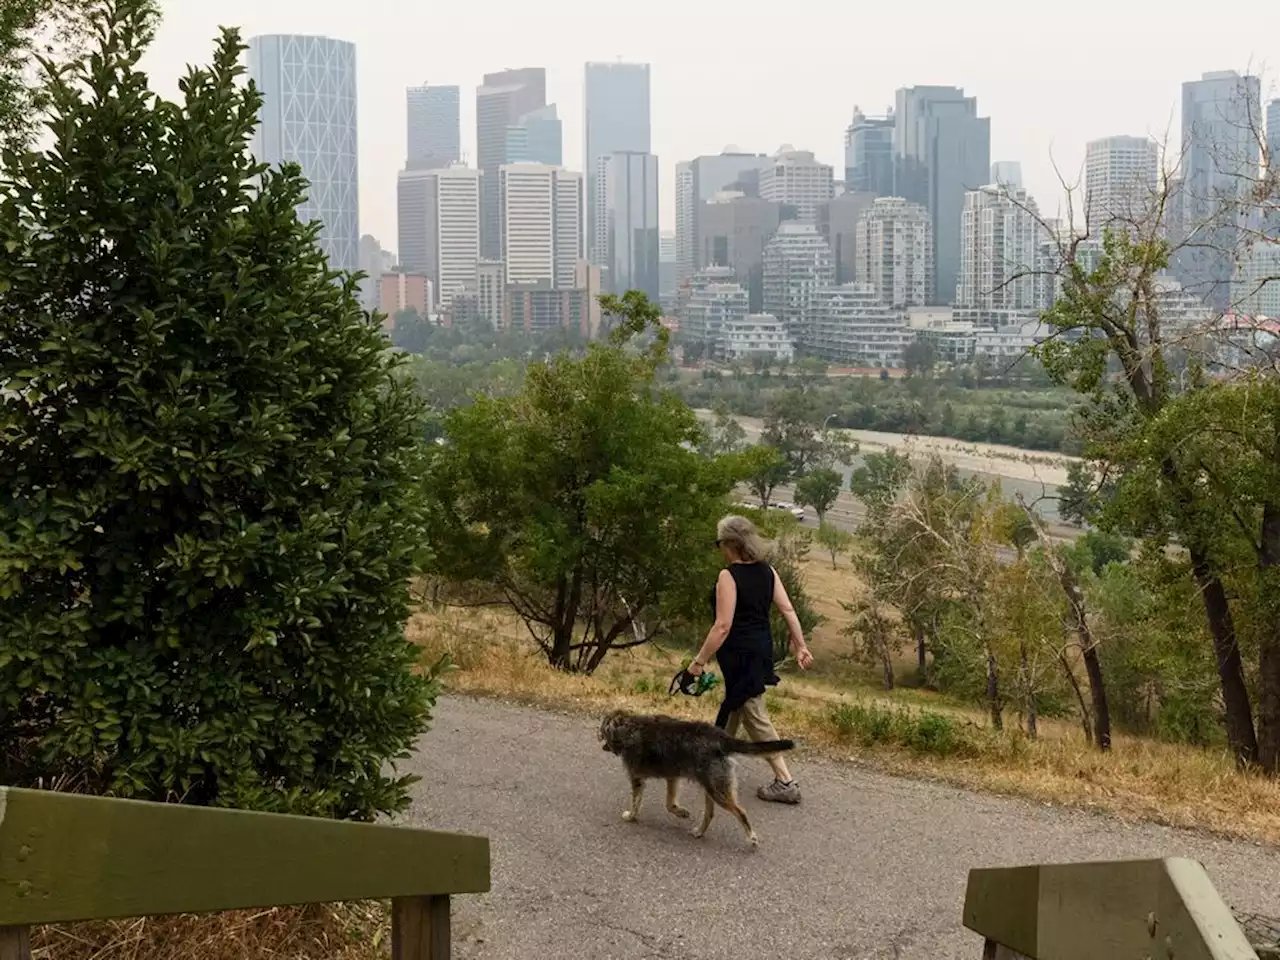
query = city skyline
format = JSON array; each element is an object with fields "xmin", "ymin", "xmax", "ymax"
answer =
[{"xmin": 145, "ymin": 1, "xmax": 1278, "ymax": 254}]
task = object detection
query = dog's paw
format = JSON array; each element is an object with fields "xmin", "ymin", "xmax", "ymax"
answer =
[
  {"xmin": 668, "ymin": 805, "xmax": 691, "ymax": 819},
  {"xmin": 621, "ymin": 810, "xmax": 637, "ymax": 822},
  {"xmin": 748, "ymin": 833, "xmax": 760, "ymax": 850},
  {"xmin": 691, "ymin": 827, "xmax": 706, "ymax": 839}
]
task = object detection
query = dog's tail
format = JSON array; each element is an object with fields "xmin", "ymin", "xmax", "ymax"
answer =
[{"xmin": 724, "ymin": 737, "xmax": 795, "ymax": 755}]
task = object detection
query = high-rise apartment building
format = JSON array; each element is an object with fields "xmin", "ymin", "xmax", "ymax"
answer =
[
  {"xmin": 697, "ymin": 193, "xmax": 785, "ymax": 311},
  {"xmin": 246, "ymin": 34, "xmax": 359, "ymax": 273},
  {"xmin": 604, "ymin": 151, "xmax": 660, "ymax": 300},
  {"xmin": 1232, "ymin": 242, "xmax": 1280, "ymax": 317},
  {"xmin": 406, "ymin": 83, "xmax": 460, "ymax": 169},
  {"xmin": 584, "ymin": 62, "xmax": 651, "ymax": 265},
  {"xmin": 396, "ymin": 166, "xmax": 480, "ymax": 311},
  {"xmin": 894, "ymin": 85, "xmax": 991, "ymax": 304},
  {"xmin": 499, "ymin": 164, "xmax": 582, "ymax": 288},
  {"xmin": 762, "ymin": 222, "xmax": 835, "ymax": 348},
  {"xmin": 1178, "ymin": 70, "xmax": 1262, "ymax": 307},
  {"xmin": 1269, "ymin": 99, "xmax": 1280, "ymax": 163},
  {"xmin": 855, "ymin": 197, "xmax": 934, "ymax": 308},
  {"xmin": 845, "ymin": 107, "xmax": 895, "ymax": 197},
  {"xmin": 675, "ymin": 151, "xmax": 771, "ymax": 283},
  {"xmin": 759, "ymin": 148, "xmax": 834, "ymax": 223},
  {"xmin": 956, "ymin": 184, "xmax": 1044, "ymax": 324},
  {"xmin": 477, "ymin": 68, "xmax": 549, "ymax": 259},
  {"xmin": 1084, "ymin": 136, "xmax": 1159, "ymax": 228}
]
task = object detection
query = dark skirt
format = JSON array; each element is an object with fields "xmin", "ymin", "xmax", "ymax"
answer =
[{"xmin": 714, "ymin": 631, "xmax": 780, "ymax": 729}]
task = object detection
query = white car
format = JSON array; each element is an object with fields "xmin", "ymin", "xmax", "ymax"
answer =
[{"xmin": 770, "ymin": 501, "xmax": 807, "ymax": 521}]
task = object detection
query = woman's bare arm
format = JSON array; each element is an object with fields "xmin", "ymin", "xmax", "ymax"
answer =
[
  {"xmin": 772, "ymin": 568, "xmax": 814, "ymax": 669},
  {"xmin": 690, "ymin": 570, "xmax": 736, "ymax": 671}
]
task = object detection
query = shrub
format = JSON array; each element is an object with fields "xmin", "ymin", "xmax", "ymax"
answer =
[
  {"xmin": 0, "ymin": 3, "xmax": 437, "ymax": 819},
  {"xmin": 827, "ymin": 700, "xmax": 973, "ymax": 757}
]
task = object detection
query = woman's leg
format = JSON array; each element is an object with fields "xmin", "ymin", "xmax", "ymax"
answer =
[{"xmin": 740, "ymin": 695, "xmax": 800, "ymax": 800}]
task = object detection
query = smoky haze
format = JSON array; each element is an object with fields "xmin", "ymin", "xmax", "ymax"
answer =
[{"xmin": 140, "ymin": 0, "xmax": 1279, "ymax": 250}]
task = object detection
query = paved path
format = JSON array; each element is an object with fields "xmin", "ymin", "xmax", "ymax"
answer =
[{"xmin": 405, "ymin": 697, "xmax": 1280, "ymax": 960}]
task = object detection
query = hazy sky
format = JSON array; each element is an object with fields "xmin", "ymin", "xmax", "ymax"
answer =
[{"xmin": 142, "ymin": 0, "xmax": 1280, "ymax": 253}]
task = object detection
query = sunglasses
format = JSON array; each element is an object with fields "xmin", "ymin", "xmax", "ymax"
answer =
[{"xmin": 714, "ymin": 539, "xmax": 724, "ymax": 548}]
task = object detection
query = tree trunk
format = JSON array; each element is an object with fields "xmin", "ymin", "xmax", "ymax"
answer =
[
  {"xmin": 1190, "ymin": 547, "xmax": 1258, "ymax": 767},
  {"xmin": 1020, "ymin": 643, "xmax": 1037, "ymax": 739},
  {"xmin": 1059, "ymin": 649, "xmax": 1094, "ymax": 745},
  {"xmin": 913, "ymin": 621, "xmax": 928, "ymax": 681},
  {"xmin": 1257, "ymin": 502, "xmax": 1280, "ymax": 773},
  {"xmin": 881, "ymin": 643, "xmax": 895, "ymax": 691},
  {"xmin": 986, "ymin": 646, "xmax": 1003, "ymax": 730},
  {"xmin": 1081, "ymin": 642, "xmax": 1111, "ymax": 751}
]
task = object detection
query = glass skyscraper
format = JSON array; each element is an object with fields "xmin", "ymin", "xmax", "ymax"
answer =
[{"xmin": 247, "ymin": 34, "xmax": 359, "ymax": 274}]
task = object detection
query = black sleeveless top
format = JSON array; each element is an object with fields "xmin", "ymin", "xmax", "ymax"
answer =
[
  {"xmin": 708, "ymin": 562, "xmax": 781, "ymax": 727},
  {"xmin": 708, "ymin": 562, "xmax": 775, "ymax": 647}
]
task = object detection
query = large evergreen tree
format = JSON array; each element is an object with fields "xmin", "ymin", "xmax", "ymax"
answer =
[{"xmin": 0, "ymin": 0, "xmax": 437, "ymax": 819}]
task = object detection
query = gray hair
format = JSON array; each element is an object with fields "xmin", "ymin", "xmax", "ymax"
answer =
[{"xmin": 717, "ymin": 514, "xmax": 769, "ymax": 563}]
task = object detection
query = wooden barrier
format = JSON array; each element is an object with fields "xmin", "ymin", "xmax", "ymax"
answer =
[
  {"xmin": 0, "ymin": 786, "xmax": 490, "ymax": 960},
  {"xmin": 963, "ymin": 857, "xmax": 1258, "ymax": 960}
]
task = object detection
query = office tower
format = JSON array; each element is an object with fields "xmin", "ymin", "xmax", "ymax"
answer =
[
  {"xmin": 585, "ymin": 62, "xmax": 652, "ymax": 265},
  {"xmin": 499, "ymin": 164, "xmax": 582, "ymax": 288},
  {"xmin": 477, "ymin": 68, "xmax": 548, "ymax": 259},
  {"xmin": 659, "ymin": 231, "xmax": 678, "ymax": 303},
  {"xmin": 1178, "ymin": 70, "xmax": 1262, "ymax": 308},
  {"xmin": 817, "ymin": 191, "xmax": 876, "ymax": 285},
  {"xmin": 759, "ymin": 148, "xmax": 834, "ymax": 222},
  {"xmin": 856, "ymin": 197, "xmax": 934, "ymax": 307},
  {"xmin": 990, "ymin": 161, "xmax": 1023, "ymax": 188},
  {"xmin": 1084, "ymin": 136, "xmax": 1159, "ymax": 228},
  {"xmin": 507, "ymin": 105, "xmax": 562, "ymax": 165},
  {"xmin": 246, "ymin": 34, "xmax": 359, "ymax": 273},
  {"xmin": 762, "ymin": 222, "xmax": 835, "ymax": 348},
  {"xmin": 894, "ymin": 85, "xmax": 991, "ymax": 304},
  {"xmin": 603, "ymin": 151, "xmax": 660, "ymax": 299},
  {"xmin": 681, "ymin": 267, "xmax": 750, "ymax": 356},
  {"xmin": 406, "ymin": 83, "xmax": 460, "ymax": 169},
  {"xmin": 697, "ymin": 193, "xmax": 785, "ymax": 310},
  {"xmin": 675, "ymin": 150, "xmax": 772, "ymax": 283},
  {"xmin": 956, "ymin": 184, "xmax": 1043, "ymax": 323},
  {"xmin": 396, "ymin": 166, "xmax": 480, "ymax": 311},
  {"xmin": 845, "ymin": 107, "xmax": 895, "ymax": 196}
]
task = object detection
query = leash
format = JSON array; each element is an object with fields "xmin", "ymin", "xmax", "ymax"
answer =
[{"xmin": 668, "ymin": 667, "xmax": 720, "ymax": 697}]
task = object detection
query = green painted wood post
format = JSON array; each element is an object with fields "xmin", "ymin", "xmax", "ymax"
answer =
[
  {"xmin": 392, "ymin": 895, "xmax": 451, "ymax": 960},
  {"xmin": 0, "ymin": 926, "xmax": 32, "ymax": 960}
]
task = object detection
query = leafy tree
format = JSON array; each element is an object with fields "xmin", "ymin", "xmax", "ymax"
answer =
[
  {"xmin": 844, "ymin": 592, "xmax": 897, "ymax": 690},
  {"xmin": 0, "ymin": 3, "xmax": 437, "ymax": 819},
  {"xmin": 794, "ymin": 468, "xmax": 843, "ymax": 522},
  {"xmin": 424, "ymin": 293, "xmax": 733, "ymax": 673},
  {"xmin": 766, "ymin": 526, "xmax": 823, "ymax": 663},
  {"xmin": 739, "ymin": 443, "xmax": 791, "ymax": 509},
  {"xmin": 849, "ymin": 448, "xmax": 913, "ymax": 516},
  {"xmin": 1037, "ymin": 225, "xmax": 1261, "ymax": 767},
  {"xmin": 816, "ymin": 521, "xmax": 853, "ymax": 570},
  {"xmin": 682, "ymin": 338, "xmax": 706, "ymax": 366},
  {"xmin": 697, "ymin": 400, "xmax": 747, "ymax": 458},
  {"xmin": 902, "ymin": 339, "xmax": 936, "ymax": 378}
]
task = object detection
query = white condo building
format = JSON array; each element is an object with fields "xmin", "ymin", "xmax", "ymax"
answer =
[
  {"xmin": 855, "ymin": 197, "xmax": 934, "ymax": 308},
  {"xmin": 812, "ymin": 284, "xmax": 911, "ymax": 367},
  {"xmin": 396, "ymin": 166, "xmax": 480, "ymax": 310},
  {"xmin": 759, "ymin": 148, "xmax": 834, "ymax": 223},
  {"xmin": 722, "ymin": 314, "xmax": 796, "ymax": 362},
  {"xmin": 681, "ymin": 266, "xmax": 749, "ymax": 355},
  {"xmin": 246, "ymin": 34, "xmax": 359, "ymax": 273},
  {"xmin": 1085, "ymin": 136, "xmax": 1159, "ymax": 228},
  {"xmin": 956, "ymin": 184, "xmax": 1045, "ymax": 324},
  {"xmin": 762, "ymin": 222, "xmax": 835, "ymax": 348},
  {"xmin": 499, "ymin": 163, "xmax": 583, "ymax": 288}
]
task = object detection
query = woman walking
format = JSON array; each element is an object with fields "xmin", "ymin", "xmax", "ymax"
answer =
[{"xmin": 686, "ymin": 515, "xmax": 814, "ymax": 804}]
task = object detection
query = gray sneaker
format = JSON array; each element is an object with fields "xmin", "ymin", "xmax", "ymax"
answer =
[{"xmin": 757, "ymin": 778, "xmax": 801, "ymax": 804}]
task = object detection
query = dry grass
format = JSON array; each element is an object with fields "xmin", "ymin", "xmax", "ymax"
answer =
[
  {"xmin": 411, "ymin": 556, "xmax": 1280, "ymax": 848},
  {"xmin": 32, "ymin": 903, "xmax": 388, "ymax": 960}
]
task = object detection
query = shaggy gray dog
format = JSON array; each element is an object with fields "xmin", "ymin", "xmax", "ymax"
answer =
[{"xmin": 598, "ymin": 710, "xmax": 795, "ymax": 848}]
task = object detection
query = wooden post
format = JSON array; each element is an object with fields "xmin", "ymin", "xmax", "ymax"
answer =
[
  {"xmin": 392, "ymin": 895, "xmax": 451, "ymax": 960},
  {"xmin": 0, "ymin": 926, "xmax": 32, "ymax": 960}
]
